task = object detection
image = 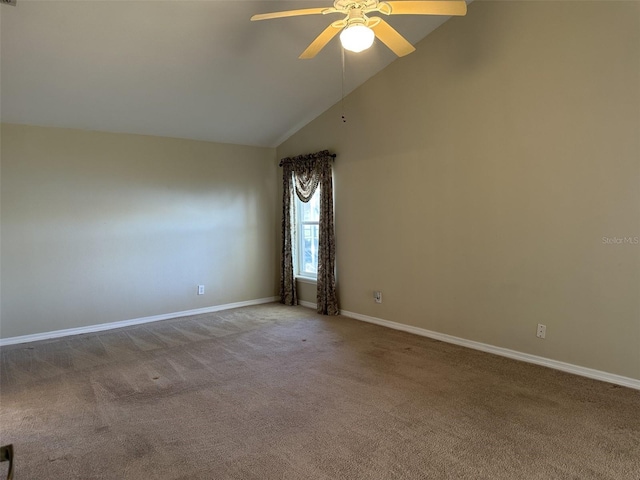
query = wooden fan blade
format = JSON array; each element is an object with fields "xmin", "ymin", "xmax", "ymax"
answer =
[
  {"xmin": 299, "ymin": 24, "xmax": 341, "ymax": 59},
  {"xmin": 251, "ymin": 8, "xmax": 327, "ymax": 22},
  {"xmin": 371, "ymin": 18, "xmax": 416, "ymax": 57},
  {"xmin": 386, "ymin": 1, "xmax": 467, "ymax": 16}
]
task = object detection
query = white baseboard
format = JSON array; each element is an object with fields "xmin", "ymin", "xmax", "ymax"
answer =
[
  {"xmin": 297, "ymin": 300, "xmax": 317, "ymax": 310},
  {"xmin": 0, "ymin": 297, "xmax": 279, "ymax": 347},
  {"xmin": 332, "ymin": 308, "xmax": 639, "ymax": 391}
]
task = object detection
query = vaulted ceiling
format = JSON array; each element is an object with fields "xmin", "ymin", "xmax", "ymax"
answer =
[{"xmin": 1, "ymin": 1, "xmax": 464, "ymax": 147}]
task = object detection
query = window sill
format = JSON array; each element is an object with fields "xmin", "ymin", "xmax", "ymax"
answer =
[{"xmin": 296, "ymin": 276, "xmax": 317, "ymax": 285}]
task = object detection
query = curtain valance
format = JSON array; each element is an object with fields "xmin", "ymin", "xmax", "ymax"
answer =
[{"xmin": 280, "ymin": 151, "xmax": 336, "ymax": 202}]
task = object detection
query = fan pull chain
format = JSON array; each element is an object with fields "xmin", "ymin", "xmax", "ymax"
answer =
[{"xmin": 341, "ymin": 47, "xmax": 346, "ymax": 123}]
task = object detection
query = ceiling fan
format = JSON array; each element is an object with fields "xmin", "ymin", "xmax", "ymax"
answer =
[{"xmin": 251, "ymin": 0, "xmax": 467, "ymax": 59}]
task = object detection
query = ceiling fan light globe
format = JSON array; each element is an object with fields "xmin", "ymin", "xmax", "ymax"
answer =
[{"xmin": 340, "ymin": 24, "xmax": 375, "ymax": 53}]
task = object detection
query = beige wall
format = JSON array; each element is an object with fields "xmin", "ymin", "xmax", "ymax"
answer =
[
  {"xmin": 277, "ymin": 1, "xmax": 640, "ymax": 379},
  {"xmin": 1, "ymin": 124, "xmax": 278, "ymax": 338}
]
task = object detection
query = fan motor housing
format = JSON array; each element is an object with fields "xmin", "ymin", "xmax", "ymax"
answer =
[{"xmin": 334, "ymin": 0, "xmax": 379, "ymax": 12}]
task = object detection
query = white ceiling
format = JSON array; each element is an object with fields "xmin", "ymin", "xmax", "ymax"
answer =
[{"xmin": 1, "ymin": 1, "xmax": 459, "ymax": 147}]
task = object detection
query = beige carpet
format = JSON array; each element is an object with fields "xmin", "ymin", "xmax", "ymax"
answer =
[{"xmin": 0, "ymin": 303, "xmax": 638, "ymax": 479}]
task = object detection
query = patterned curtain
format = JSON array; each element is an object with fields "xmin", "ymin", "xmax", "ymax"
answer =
[{"xmin": 279, "ymin": 150, "xmax": 339, "ymax": 315}]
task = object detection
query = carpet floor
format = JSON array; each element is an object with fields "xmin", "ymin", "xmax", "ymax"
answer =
[{"xmin": 0, "ymin": 303, "xmax": 638, "ymax": 479}]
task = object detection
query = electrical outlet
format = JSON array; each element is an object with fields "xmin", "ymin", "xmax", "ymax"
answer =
[
  {"xmin": 198, "ymin": 285, "xmax": 205, "ymax": 295},
  {"xmin": 374, "ymin": 291, "xmax": 382, "ymax": 304},
  {"xmin": 536, "ymin": 324, "xmax": 546, "ymax": 339}
]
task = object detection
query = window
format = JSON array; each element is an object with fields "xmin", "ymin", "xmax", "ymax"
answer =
[{"xmin": 295, "ymin": 187, "xmax": 320, "ymax": 279}]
